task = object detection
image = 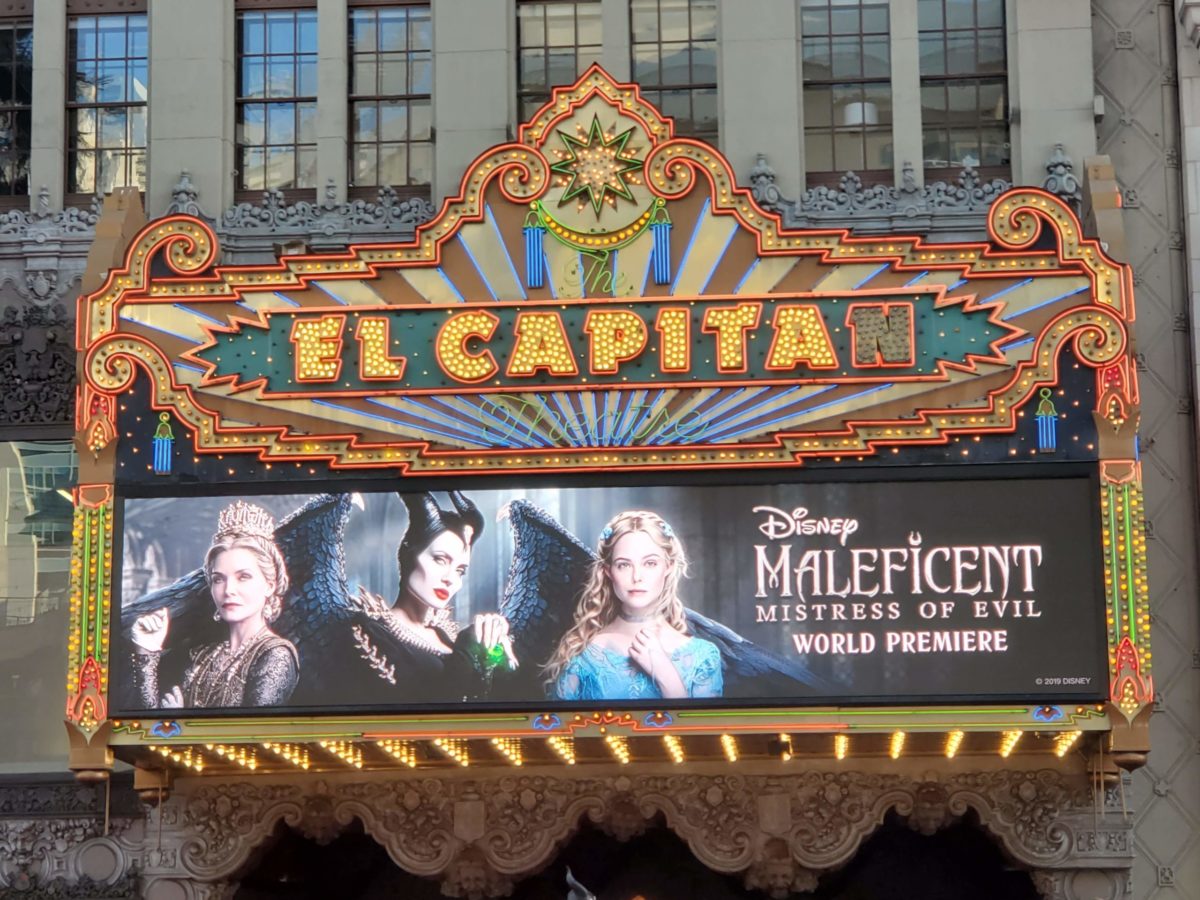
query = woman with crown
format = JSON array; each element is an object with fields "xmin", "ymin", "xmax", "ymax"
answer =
[
  {"xmin": 129, "ymin": 501, "xmax": 300, "ymax": 708},
  {"xmin": 317, "ymin": 491, "xmax": 518, "ymax": 704}
]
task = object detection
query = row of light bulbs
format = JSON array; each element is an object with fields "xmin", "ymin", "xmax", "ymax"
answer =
[{"xmin": 148, "ymin": 730, "xmax": 1088, "ymax": 772}]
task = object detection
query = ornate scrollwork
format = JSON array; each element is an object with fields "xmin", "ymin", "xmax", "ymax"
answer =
[
  {"xmin": 0, "ymin": 300, "xmax": 74, "ymax": 427},
  {"xmin": 11, "ymin": 767, "xmax": 1131, "ymax": 895}
]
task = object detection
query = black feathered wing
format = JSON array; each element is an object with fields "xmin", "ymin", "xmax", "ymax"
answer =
[
  {"xmin": 497, "ymin": 499, "xmax": 595, "ymax": 695},
  {"xmin": 685, "ymin": 608, "xmax": 827, "ymax": 697},
  {"xmin": 270, "ymin": 492, "xmax": 359, "ymax": 658},
  {"xmin": 498, "ymin": 499, "xmax": 826, "ymax": 699},
  {"xmin": 117, "ymin": 493, "xmax": 359, "ymax": 707}
]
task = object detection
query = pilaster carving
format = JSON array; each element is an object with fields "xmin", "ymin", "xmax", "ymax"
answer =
[{"xmin": 0, "ymin": 299, "xmax": 76, "ymax": 428}]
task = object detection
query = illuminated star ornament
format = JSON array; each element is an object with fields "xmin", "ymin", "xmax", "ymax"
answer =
[{"xmin": 551, "ymin": 114, "xmax": 642, "ymax": 216}]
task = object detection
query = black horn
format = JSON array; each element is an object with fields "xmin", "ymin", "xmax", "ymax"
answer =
[{"xmin": 447, "ymin": 491, "xmax": 485, "ymax": 544}]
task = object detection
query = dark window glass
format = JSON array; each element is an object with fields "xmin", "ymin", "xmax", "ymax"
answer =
[
  {"xmin": 67, "ymin": 14, "xmax": 147, "ymax": 195},
  {"xmin": 0, "ymin": 441, "xmax": 75, "ymax": 769},
  {"xmin": 628, "ymin": 0, "xmax": 718, "ymax": 144},
  {"xmin": 918, "ymin": 0, "xmax": 1008, "ymax": 177},
  {"xmin": 801, "ymin": 0, "xmax": 891, "ymax": 181},
  {"xmin": 349, "ymin": 4, "xmax": 432, "ymax": 190},
  {"xmin": 517, "ymin": 1, "xmax": 602, "ymax": 123},
  {"xmin": 236, "ymin": 10, "xmax": 317, "ymax": 193},
  {"xmin": 0, "ymin": 22, "xmax": 31, "ymax": 197}
]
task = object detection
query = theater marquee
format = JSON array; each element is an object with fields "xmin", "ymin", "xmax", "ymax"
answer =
[{"xmin": 65, "ymin": 68, "xmax": 1148, "ymax": 768}]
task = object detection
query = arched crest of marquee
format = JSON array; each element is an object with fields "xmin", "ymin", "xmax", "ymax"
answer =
[{"xmin": 63, "ymin": 67, "xmax": 1149, "ymax": 786}]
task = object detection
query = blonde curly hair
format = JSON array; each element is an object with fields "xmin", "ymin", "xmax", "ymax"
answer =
[{"xmin": 543, "ymin": 510, "xmax": 689, "ymax": 684}]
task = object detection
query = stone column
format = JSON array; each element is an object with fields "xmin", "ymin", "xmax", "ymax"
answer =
[
  {"xmin": 719, "ymin": 0, "xmax": 802, "ymax": 197},
  {"xmin": 890, "ymin": 0, "xmax": 923, "ymax": 187},
  {"xmin": 600, "ymin": 0, "xmax": 630, "ymax": 80},
  {"xmin": 317, "ymin": 0, "xmax": 349, "ymax": 202},
  {"xmin": 29, "ymin": 0, "xmax": 66, "ymax": 210},
  {"xmin": 1008, "ymin": 0, "xmax": 1096, "ymax": 185},
  {"xmin": 147, "ymin": 0, "xmax": 236, "ymax": 215},
  {"xmin": 432, "ymin": 0, "xmax": 514, "ymax": 202}
]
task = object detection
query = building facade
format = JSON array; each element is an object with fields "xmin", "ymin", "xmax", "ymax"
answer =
[{"xmin": 0, "ymin": 1, "xmax": 1196, "ymax": 899}]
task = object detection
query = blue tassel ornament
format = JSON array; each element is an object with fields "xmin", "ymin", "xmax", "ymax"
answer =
[
  {"xmin": 152, "ymin": 412, "xmax": 175, "ymax": 475},
  {"xmin": 650, "ymin": 202, "xmax": 673, "ymax": 286},
  {"xmin": 1035, "ymin": 388, "xmax": 1057, "ymax": 453},
  {"xmin": 523, "ymin": 209, "xmax": 546, "ymax": 289}
]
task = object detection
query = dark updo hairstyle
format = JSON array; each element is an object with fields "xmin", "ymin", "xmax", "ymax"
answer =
[{"xmin": 396, "ymin": 492, "xmax": 485, "ymax": 587}]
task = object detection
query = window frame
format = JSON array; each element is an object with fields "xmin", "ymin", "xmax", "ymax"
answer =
[
  {"xmin": 347, "ymin": 1, "xmax": 433, "ymax": 200},
  {"xmin": 917, "ymin": 0, "xmax": 1009, "ymax": 182},
  {"xmin": 0, "ymin": 16, "xmax": 33, "ymax": 209},
  {"xmin": 516, "ymin": 0, "xmax": 603, "ymax": 124},
  {"xmin": 64, "ymin": 10, "xmax": 148, "ymax": 202},
  {"xmin": 628, "ymin": 0, "xmax": 719, "ymax": 145},
  {"xmin": 800, "ymin": 0, "xmax": 893, "ymax": 187},
  {"xmin": 234, "ymin": 4, "xmax": 319, "ymax": 200}
]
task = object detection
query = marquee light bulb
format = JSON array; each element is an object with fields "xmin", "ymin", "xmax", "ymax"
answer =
[
  {"xmin": 944, "ymin": 731, "xmax": 965, "ymax": 759},
  {"xmin": 834, "ymin": 734, "xmax": 849, "ymax": 761},
  {"xmin": 720, "ymin": 734, "xmax": 738, "ymax": 763}
]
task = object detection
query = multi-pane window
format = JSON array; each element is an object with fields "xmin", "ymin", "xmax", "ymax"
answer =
[
  {"xmin": 236, "ymin": 9, "xmax": 317, "ymax": 193},
  {"xmin": 630, "ymin": 0, "xmax": 717, "ymax": 143},
  {"xmin": 918, "ymin": 0, "xmax": 1008, "ymax": 176},
  {"xmin": 349, "ymin": 4, "xmax": 432, "ymax": 192},
  {"xmin": 801, "ymin": 0, "xmax": 891, "ymax": 182},
  {"xmin": 67, "ymin": 14, "xmax": 147, "ymax": 195},
  {"xmin": 0, "ymin": 22, "xmax": 31, "ymax": 199},
  {"xmin": 517, "ymin": 1, "xmax": 601, "ymax": 122}
]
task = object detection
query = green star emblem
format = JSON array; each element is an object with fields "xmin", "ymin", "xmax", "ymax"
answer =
[{"xmin": 551, "ymin": 114, "xmax": 642, "ymax": 217}]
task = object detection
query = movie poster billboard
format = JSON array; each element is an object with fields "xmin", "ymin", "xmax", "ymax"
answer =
[{"xmin": 111, "ymin": 474, "xmax": 1107, "ymax": 714}]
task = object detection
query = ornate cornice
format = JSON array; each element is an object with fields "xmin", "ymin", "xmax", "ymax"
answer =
[
  {"xmin": 0, "ymin": 765, "xmax": 1135, "ymax": 899},
  {"xmin": 749, "ymin": 145, "xmax": 1085, "ymax": 239}
]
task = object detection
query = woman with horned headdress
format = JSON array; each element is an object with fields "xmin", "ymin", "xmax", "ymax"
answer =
[
  {"xmin": 336, "ymin": 491, "xmax": 518, "ymax": 703},
  {"xmin": 129, "ymin": 501, "xmax": 300, "ymax": 708}
]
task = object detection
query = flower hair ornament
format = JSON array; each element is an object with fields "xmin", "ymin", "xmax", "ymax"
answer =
[{"xmin": 599, "ymin": 517, "xmax": 674, "ymax": 543}]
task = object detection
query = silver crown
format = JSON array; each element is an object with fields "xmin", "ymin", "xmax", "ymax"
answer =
[{"xmin": 213, "ymin": 501, "xmax": 276, "ymax": 541}]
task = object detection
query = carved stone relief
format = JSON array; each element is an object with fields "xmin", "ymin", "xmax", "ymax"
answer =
[
  {"xmin": 748, "ymin": 157, "xmax": 1015, "ymax": 238},
  {"xmin": 6, "ymin": 766, "xmax": 1130, "ymax": 899}
]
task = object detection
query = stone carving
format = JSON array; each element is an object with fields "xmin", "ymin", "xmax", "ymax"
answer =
[
  {"xmin": 908, "ymin": 781, "xmax": 955, "ymax": 836},
  {"xmin": 750, "ymin": 154, "xmax": 1013, "ymax": 236},
  {"xmin": 1030, "ymin": 868, "xmax": 1064, "ymax": 900},
  {"xmin": 166, "ymin": 171, "xmax": 208, "ymax": 219},
  {"xmin": 442, "ymin": 845, "xmax": 513, "ymax": 899},
  {"xmin": 0, "ymin": 186, "xmax": 99, "ymax": 238},
  {"xmin": 0, "ymin": 818, "xmax": 105, "ymax": 893},
  {"xmin": 0, "ymin": 766, "xmax": 1135, "ymax": 897},
  {"xmin": 219, "ymin": 184, "xmax": 435, "ymax": 234},
  {"xmin": 801, "ymin": 171, "xmax": 896, "ymax": 213},
  {"xmin": 0, "ymin": 782, "xmax": 111, "ymax": 818},
  {"xmin": 949, "ymin": 770, "xmax": 1088, "ymax": 865},
  {"xmin": 749, "ymin": 153, "xmax": 789, "ymax": 213},
  {"xmin": 1043, "ymin": 144, "xmax": 1083, "ymax": 208},
  {"xmin": 744, "ymin": 837, "xmax": 819, "ymax": 899},
  {"xmin": 925, "ymin": 165, "xmax": 1009, "ymax": 211},
  {"xmin": 0, "ymin": 300, "xmax": 75, "ymax": 427}
]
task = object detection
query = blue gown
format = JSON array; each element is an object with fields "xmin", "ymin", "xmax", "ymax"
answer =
[{"xmin": 555, "ymin": 636, "xmax": 723, "ymax": 701}]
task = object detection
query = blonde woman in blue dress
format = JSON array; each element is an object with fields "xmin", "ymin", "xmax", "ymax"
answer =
[{"xmin": 545, "ymin": 510, "xmax": 722, "ymax": 701}]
